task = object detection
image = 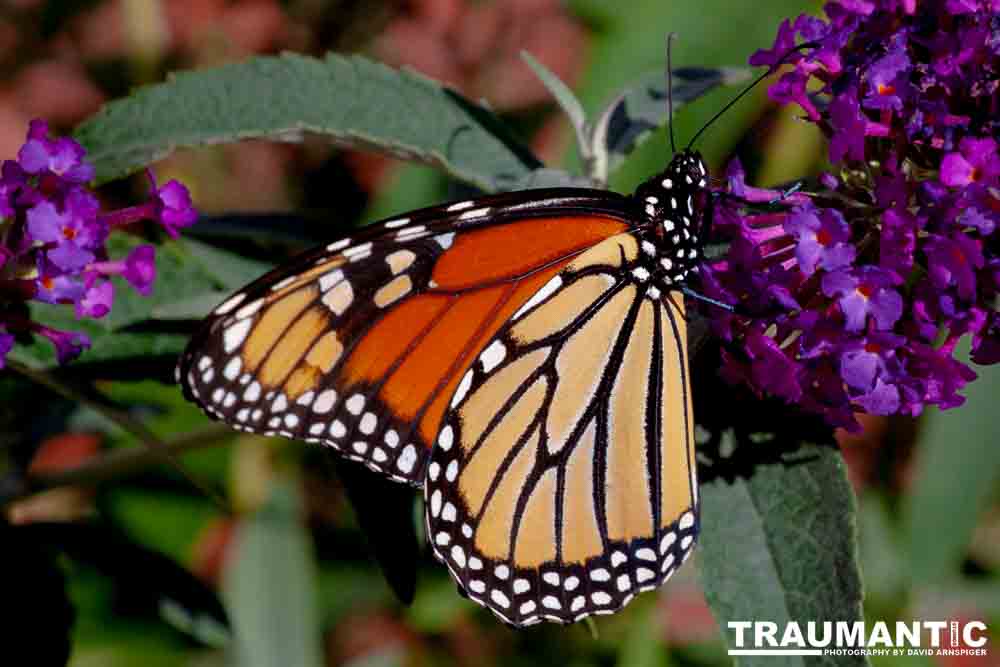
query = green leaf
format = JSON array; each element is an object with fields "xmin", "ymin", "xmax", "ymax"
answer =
[
  {"xmin": 904, "ymin": 346, "xmax": 1000, "ymax": 586},
  {"xmin": 181, "ymin": 238, "xmax": 273, "ymax": 291},
  {"xmin": 592, "ymin": 66, "xmax": 751, "ymax": 178},
  {"xmin": 698, "ymin": 440, "xmax": 868, "ymax": 667},
  {"xmin": 224, "ymin": 478, "xmax": 323, "ymax": 667},
  {"xmin": 75, "ymin": 52, "xmax": 540, "ymax": 191}
]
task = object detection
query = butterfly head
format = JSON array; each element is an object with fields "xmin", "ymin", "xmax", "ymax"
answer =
[{"xmin": 635, "ymin": 149, "xmax": 710, "ymax": 285}]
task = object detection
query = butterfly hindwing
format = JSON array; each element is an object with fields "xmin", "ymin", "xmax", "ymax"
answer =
[
  {"xmin": 424, "ymin": 232, "xmax": 699, "ymax": 626},
  {"xmin": 177, "ymin": 190, "xmax": 638, "ymax": 485}
]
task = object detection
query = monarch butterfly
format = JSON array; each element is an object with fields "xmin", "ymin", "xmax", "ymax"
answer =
[{"xmin": 175, "ymin": 43, "xmax": 751, "ymax": 625}]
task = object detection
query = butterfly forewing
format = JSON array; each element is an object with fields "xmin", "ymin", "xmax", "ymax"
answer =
[
  {"xmin": 424, "ymin": 232, "xmax": 698, "ymax": 626},
  {"xmin": 177, "ymin": 190, "xmax": 638, "ymax": 485}
]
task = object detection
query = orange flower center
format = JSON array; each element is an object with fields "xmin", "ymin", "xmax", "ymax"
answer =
[
  {"xmin": 816, "ymin": 228, "xmax": 833, "ymax": 246},
  {"xmin": 62, "ymin": 226, "xmax": 76, "ymax": 240},
  {"xmin": 857, "ymin": 284, "xmax": 874, "ymax": 298},
  {"xmin": 877, "ymin": 83, "xmax": 896, "ymax": 96}
]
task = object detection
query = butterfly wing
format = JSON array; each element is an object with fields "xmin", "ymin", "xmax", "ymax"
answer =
[
  {"xmin": 177, "ymin": 189, "xmax": 638, "ymax": 485},
  {"xmin": 424, "ymin": 231, "xmax": 698, "ymax": 626}
]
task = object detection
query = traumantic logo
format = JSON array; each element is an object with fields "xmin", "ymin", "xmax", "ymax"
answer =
[{"xmin": 726, "ymin": 621, "xmax": 989, "ymax": 658}]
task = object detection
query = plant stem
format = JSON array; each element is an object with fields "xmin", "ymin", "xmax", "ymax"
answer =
[
  {"xmin": 1, "ymin": 423, "xmax": 234, "ymax": 507},
  {"xmin": 5, "ymin": 359, "xmax": 231, "ymax": 510}
]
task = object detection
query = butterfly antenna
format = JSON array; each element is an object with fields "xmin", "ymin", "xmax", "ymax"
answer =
[
  {"xmin": 685, "ymin": 40, "xmax": 823, "ymax": 150},
  {"xmin": 666, "ymin": 32, "xmax": 678, "ymax": 155}
]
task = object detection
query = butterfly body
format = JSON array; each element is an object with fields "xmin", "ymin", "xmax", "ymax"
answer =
[{"xmin": 178, "ymin": 149, "xmax": 710, "ymax": 626}]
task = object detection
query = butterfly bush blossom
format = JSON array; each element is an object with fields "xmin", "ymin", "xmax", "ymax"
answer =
[
  {"xmin": 703, "ymin": 0, "xmax": 1000, "ymax": 429},
  {"xmin": 0, "ymin": 120, "xmax": 197, "ymax": 367}
]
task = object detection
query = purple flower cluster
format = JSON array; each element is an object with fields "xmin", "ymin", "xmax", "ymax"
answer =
[
  {"xmin": 0, "ymin": 120, "xmax": 197, "ymax": 366},
  {"xmin": 703, "ymin": 1, "xmax": 1000, "ymax": 429}
]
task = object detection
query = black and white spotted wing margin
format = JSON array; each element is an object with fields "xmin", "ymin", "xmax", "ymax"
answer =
[{"xmin": 423, "ymin": 232, "xmax": 700, "ymax": 626}]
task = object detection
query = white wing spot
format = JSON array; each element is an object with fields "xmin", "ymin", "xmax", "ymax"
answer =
[
  {"xmin": 636, "ymin": 568, "xmax": 656, "ymax": 583},
  {"xmin": 445, "ymin": 460, "xmax": 459, "ymax": 482},
  {"xmin": 590, "ymin": 568, "xmax": 610, "ymax": 582},
  {"xmin": 441, "ymin": 502, "xmax": 457, "ymax": 522},
  {"xmin": 660, "ymin": 531, "xmax": 677, "ymax": 554},
  {"xmin": 679, "ymin": 512, "xmax": 695, "ymax": 529},
  {"xmin": 359, "ymin": 412, "xmax": 377, "ymax": 435},
  {"xmin": 611, "ymin": 551, "xmax": 627, "ymax": 568},
  {"xmin": 591, "ymin": 592, "xmax": 612, "ymax": 606},
  {"xmin": 397, "ymin": 444, "xmax": 417, "ymax": 473},
  {"xmin": 447, "ymin": 200, "xmax": 475, "ymax": 212},
  {"xmin": 326, "ymin": 238, "xmax": 351, "ymax": 252},
  {"xmin": 450, "ymin": 370, "xmax": 474, "ymax": 408},
  {"xmin": 542, "ymin": 596, "xmax": 561, "ymax": 610},
  {"xmin": 346, "ymin": 394, "xmax": 365, "ymax": 415},
  {"xmin": 384, "ymin": 430, "xmax": 399, "ymax": 448},
  {"xmin": 434, "ymin": 232, "xmax": 456, "ymax": 249},
  {"xmin": 480, "ymin": 340, "xmax": 506, "ymax": 373},
  {"xmin": 243, "ymin": 382, "xmax": 261, "ymax": 402},
  {"xmin": 469, "ymin": 579, "xmax": 486, "ymax": 594},
  {"xmin": 271, "ymin": 276, "xmax": 295, "ymax": 292},
  {"xmin": 330, "ymin": 420, "xmax": 347, "ymax": 438},
  {"xmin": 617, "ymin": 574, "xmax": 631, "ymax": 592},
  {"xmin": 495, "ymin": 564, "xmax": 510, "ymax": 580},
  {"xmin": 513, "ymin": 579, "xmax": 530, "ymax": 594},
  {"xmin": 430, "ymin": 489, "xmax": 442, "ymax": 517},
  {"xmin": 319, "ymin": 270, "xmax": 344, "ymax": 292},
  {"xmin": 343, "ymin": 242, "xmax": 372, "ymax": 259},
  {"xmin": 636, "ymin": 548, "xmax": 656, "ymax": 561},
  {"xmin": 223, "ymin": 319, "xmax": 252, "ymax": 353},
  {"xmin": 490, "ymin": 590, "xmax": 510, "ymax": 608},
  {"xmin": 457, "ymin": 207, "xmax": 488, "ymax": 221},
  {"xmin": 352, "ymin": 441, "xmax": 368, "ymax": 454},
  {"xmin": 519, "ymin": 600, "xmax": 536, "ymax": 614},
  {"xmin": 395, "ymin": 225, "xmax": 427, "ymax": 241},
  {"xmin": 313, "ymin": 389, "xmax": 337, "ymax": 414},
  {"xmin": 543, "ymin": 572, "xmax": 560, "ymax": 586},
  {"xmin": 564, "ymin": 576, "xmax": 579, "ymax": 591},
  {"xmin": 284, "ymin": 414, "xmax": 299, "ymax": 428},
  {"xmin": 438, "ymin": 424, "xmax": 454, "ymax": 451},
  {"xmin": 271, "ymin": 394, "xmax": 287, "ymax": 412},
  {"xmin": 214, "ymin": 293, "xmax": 245, "ymax": 315},
  {"xmin": 384, "ymin": 217, "xmax": 410, "ymax": 229},
  {"xmin": 235, "ymin": 298, "xmax": 264, "ymax": 319},
  {"xmin": 450, "ymin": 545, "xmax": 466, "ymax": 568},
  {"xmin": 512, "ymin": 275, "xmax": 562, "ymax": 320}
]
